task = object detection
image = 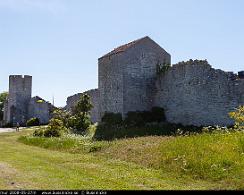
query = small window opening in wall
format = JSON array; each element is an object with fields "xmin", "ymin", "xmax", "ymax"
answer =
[{"xmin": 117, "ymin": 86, "xmax": 119, "ymax": 90}]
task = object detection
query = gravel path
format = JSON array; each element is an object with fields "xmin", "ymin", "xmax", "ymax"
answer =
[{"xmin": 0, "ymin": 128, "xmax": 18, "ymax": 133}]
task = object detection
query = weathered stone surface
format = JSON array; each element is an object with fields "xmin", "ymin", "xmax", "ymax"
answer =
[
  {"xmin": 4, "ymin": 75, "xmax": 32, "ymax": 126},
  {"xmin": 153, "ymin": 60, "xmax": 244, "ymax": 126},
  {"xmin": 28, "ymin": 96, "xmax": 53, "ymax": 124},
  {"xmin": 98, "ymin": 36, "xmax": 171, "ymax": 118}
]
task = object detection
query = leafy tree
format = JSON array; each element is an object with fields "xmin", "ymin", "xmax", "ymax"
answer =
[
  {"xmin": 72, "ymin": 94, "xmax": 93, "ymax": 115},
  {"xmin": 71, "ymin": 94, "xmax": 93, "ymax": 132},
  {"xmin": 46, "ymin": 94, "xmax": 93, "ymax": 134},
  {"xmin": 0, "ymin": 92, "xmax": 8, "ymax": 121},
  {"xmin": 229, "ymin": 106, "xmax": 244, "ymax": 129}
]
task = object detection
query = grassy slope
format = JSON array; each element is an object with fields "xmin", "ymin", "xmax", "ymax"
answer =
[
  {"xmin": 25, "ymin": 129, "xmax": 244, "ymax": 189},
  {"xmin": 0, "ymin": 128, "xmax": 215, "ymax": 190},
  {"xmin": 97, "ymin": 132, "xmax": 244, "ymax": 189}
]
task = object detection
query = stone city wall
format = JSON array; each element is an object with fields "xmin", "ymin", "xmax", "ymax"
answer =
[{"xmin": 153, "ymin": 60, "xmax": 244, "ymax": 126}]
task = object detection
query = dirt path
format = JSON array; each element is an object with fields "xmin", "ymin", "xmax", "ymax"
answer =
[{"xmin": 0, "ymin": 162, "xmax": 28, "ymax": 189}]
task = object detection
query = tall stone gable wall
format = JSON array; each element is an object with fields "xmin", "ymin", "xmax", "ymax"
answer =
[
  {"xmin": 123, "ymin": 38, "xmax": 171, "ymax": 115},
  {"xmin": 66, "ymin": 89, "xmax": 100, "ymax": 123},
  {"xmin": 98, "ymin": 53, "xmax": 124, "ymax": 118},
  {"xmin": 153, "ymin": 60, "xmax": 244, "ymax": 126},
  {"xmin": 99, "ymin": 37, "xmax": 171, "ymax": 118},
  {"xmin": 5, "ymin": 75, "xmax": 32, "ymax": 125}
]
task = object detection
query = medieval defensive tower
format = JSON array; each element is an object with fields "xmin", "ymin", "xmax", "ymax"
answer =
[{"xmin": 4, "ymin": 75, "xmax": 32, "ymax": 125}]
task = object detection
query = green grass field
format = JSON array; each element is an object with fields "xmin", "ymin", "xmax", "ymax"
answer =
[{"xmin": 0, "ymin": 127, "xmax": 244, "ymax": 190}]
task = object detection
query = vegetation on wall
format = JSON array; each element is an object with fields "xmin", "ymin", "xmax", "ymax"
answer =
[
  {"xmin": 36, "ymin": 99, "xmax": 44, "ymax": 103},
  {"xmin": 156, "ymin": 62, "xmax": 171, "ymax": 75},
  {"xmin": 175, "ymin": 59, "xmax": 209, "ymax": 66}
]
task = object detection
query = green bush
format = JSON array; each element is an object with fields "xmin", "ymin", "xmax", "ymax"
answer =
[
  {"xmin": 99, "ymin": 107, "xmax": 166, "ymax": 129},
  {"xmin": 33, "ymin": 129, "xmax": 44, "ymax": 137},
  {"xmin": 229, "ymin": 106, "xmax": 244, "ymax": 129},
  {"xmin": 44, "ymin": 127, "xmax": 62, "ymax": 137},
  {"xmin": 124, "ymin": 107, "xmax": 166, "ymax": 127},
  {"xmin": 26, "ymin": 118, "xmax": 40, "ymax": 127},
  {"xmin": 151, "ymin": 107, "xmax": 166, "ymax": 122},
  {"xmin": 101, "ymin": 112, "xmax": 123, "ymax": 125},
  {"xmin": 0, "ymin": 92, "xmax": 8, "ymax": 121},
  {"xmin": 45, "ymin": 118, "xmax": 68, "ymax": 137},
  {"xmin": 95, "ymin": 107, "xmax": 193, "ymax": 140},
  {"xmin": 67, "ymin": 116, "xmax": 77, "ymax": 129},
  {"xmin": 124, "ymin": 111, "xmax": 145, "ymax": 127},
  {"xmin": 51, "ymin": 108, "xmax": 71, "ymax": 127},
  {"xmin": 48, "ymin": 118, "xmax": 64, "ymax": 129},
  {"xmin": 94, "ymin": 122, "xmax": 203, "ymax": 141},
  {"xmin": 32, "ymin": 119, "xmax": 69, "ymax": 138},
  {"xmin": 48, "ymin": 94, "xmax": 93, "ymax": 133}
]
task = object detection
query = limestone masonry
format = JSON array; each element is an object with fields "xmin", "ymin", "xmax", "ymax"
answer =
[
  {"xmin": 3, "ymin": 75, "xmax": 53, "ymax": 126},
  {"xmin": 154, "ymin": 60, "xmax": 244, "ymax": 126},
  {"xmin": 66, "ymin": 36, "xmax": 244, "ymax": 126}
]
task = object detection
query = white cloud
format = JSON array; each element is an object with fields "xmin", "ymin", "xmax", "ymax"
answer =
[{"xmin": 0, "ymin": 0, "xmax": 66, "ymax": 15}]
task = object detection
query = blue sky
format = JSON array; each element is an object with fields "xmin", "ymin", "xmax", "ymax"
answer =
[{"xmin": 0, "ymin": 0, "xmax": 243, "ymax": 107}]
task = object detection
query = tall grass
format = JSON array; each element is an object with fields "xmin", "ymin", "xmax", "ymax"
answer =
[
  {"xmin": 18, "ymin": 126, "xmax": 244, "ymax": 189},
  {"xmin": 159, "ymin": 131, "xmax": 244, "ymax": 182},
  {"xmin": 94, "ymin": 129, "xmax": 244, "ymax": 188},
  {"xmin": 18, "ymin": 133, "xmax": 109, "ymax": 154}
]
